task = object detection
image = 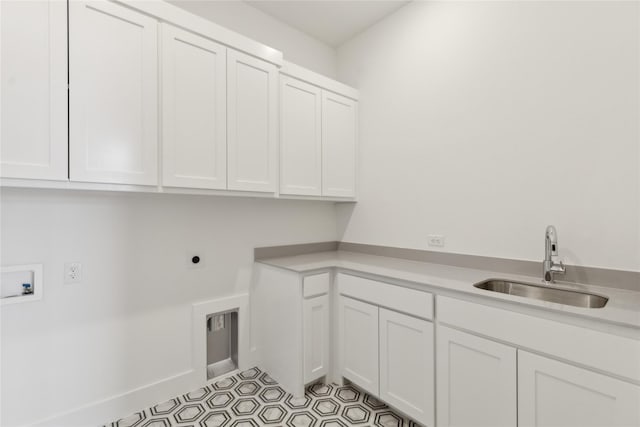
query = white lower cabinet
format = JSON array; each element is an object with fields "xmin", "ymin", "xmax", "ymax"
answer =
[
  {"xmin": 379, "ymin": 308, "xmax": 434, "ymax": 426},
  {"xmin": 436, "ymin": 325, "xmax": 517, "ymax": 427},
  {"xmin": 337, "ymin": 287, "xmax": 435, "ymax": 426},
  {"xmin": 303, "ymin": 293, "xmax": 330, "ymax": 384},
  {"xmin": 518, "ymin": 350, "xmax": 640, "ymax": 427},
  {"xmin": 258, "ymin": 272, "xmax": 638, "ymax": 427},
  {"xmin": 338, "ymin": 296, "xmax": 379, "ymax": 396},
  {"xmin": 437, "ymin": 296, "xmax": 640, "ymax": 427}
]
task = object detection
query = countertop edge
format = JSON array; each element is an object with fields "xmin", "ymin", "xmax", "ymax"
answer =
[{"xmin": 256, "ymin": 252, "xmax": 640, "ymax": 333}]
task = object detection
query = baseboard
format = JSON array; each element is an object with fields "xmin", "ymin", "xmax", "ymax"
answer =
[
  {"xmin": 31, "ymin": 294, "xmax": 251, "ymax": 427},
  {"xmin": 32, "ymin": 369, "xmax": 198, "ymax": 427}
]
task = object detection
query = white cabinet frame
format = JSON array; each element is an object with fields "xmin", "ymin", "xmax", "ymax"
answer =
[
  {"xmin": 69, "ymin": 0, "xmax": 158, "ymax": 185},
  {"xmin": 279, "ymin": 75, "xmax": 322, "ymax": 196},
  {"xmin": 518, "ymin": 350, "xmax": 640, "ymax": 427},
  {"xmin": 338, "ymin": 296, "xmax": 379, "ymax": 396},
  {"xmin": 227, "ymin": 49, "xmax": 278, "ymax": 192},
  {"xmin": 1, "ymin": 0, "xmax": 68, "ymax": 180},
  {"xmin": 303, "ymin": 294, "xmax": 330, "ymax": 384},
  {"xmin": 161, "ymin": 24, "xmax": 227, "ymax": 189},
  {"xmin": 321, "ymin": 91, "xmax": 357, "ymax": 198},
  {"xmin": 379, "ymin": 308, "xmax": 434, "ymax": 426},
  {"xmin": 437, "ymin": 325, "xmax": 517, "ymax": 427}
]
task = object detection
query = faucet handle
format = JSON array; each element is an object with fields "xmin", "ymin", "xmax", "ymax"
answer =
[{"xmin": 550, "ymin": 259, "xmax": 565, "ymax": 274}]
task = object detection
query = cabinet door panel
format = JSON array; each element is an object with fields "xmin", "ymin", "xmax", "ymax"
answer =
[
  {"xmin": 280, "ymin": 75, "xmax": 322, "ymax": 196},
  {"xmin": 518, "ymin": 350, "xmax": 640, "ymax": 427},
  {"xmin": 437, "ymin": 325, "xmax": 517, "ymax": 427},
  {"xmin": 69, "ymin": 1, "xmax": 158, "ymax": 185},
  {"xmin": 161, "ymin": 24, "xmax": 226, "ymax": 189},
  {"xmin": 227, "ymin": 50, "xmax": 277, "ymax": 192},
  {"xmin": 322, "ymin": 92, "xmax": 356, "ymax": 197},
  {"xmin": 1, "ymin": 0, "xmax": 67, "ymax": 180},
  {"xmin": 379, "ymin": 308, "xmax": 434, "ymax": 426},
  {"xmin": 304, "ymin": 294, "xmax": 330, "ymax": 384},
  {"xmin": 338, "ymin": 296, "xmax": 378, "ymax": 396}
]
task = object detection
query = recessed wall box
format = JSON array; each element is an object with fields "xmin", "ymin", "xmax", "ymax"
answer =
[
  {"xmin": 1, "ymin": 264, "xmax": 43, "ymax": 305},
  {"xmin": 206, "ymin": 310, "xmax": 239, "ymax": 380}
]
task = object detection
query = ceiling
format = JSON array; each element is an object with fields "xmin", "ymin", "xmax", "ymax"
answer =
[{"xmin": 244, "ymin": 1, "xmax": 410, "ymax": 47}]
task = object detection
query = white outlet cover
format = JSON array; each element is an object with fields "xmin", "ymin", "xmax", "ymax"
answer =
[
  {"xmin": 427, "ymin": 235, "xmax": 445, "ymax": 247},
  {"xmin": 64, "ymin": 262, "xmax": 82, "ymax": 284}
]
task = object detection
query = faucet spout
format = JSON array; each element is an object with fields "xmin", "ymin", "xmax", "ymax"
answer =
[{"xmin": 543, "ymin": 225, "xmax": 565, "ymax": 283}]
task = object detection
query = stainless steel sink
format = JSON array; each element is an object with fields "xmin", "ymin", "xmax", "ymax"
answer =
[{"xmin": 473, "ymin": 279, "xmax": 608, "ymax": 308}]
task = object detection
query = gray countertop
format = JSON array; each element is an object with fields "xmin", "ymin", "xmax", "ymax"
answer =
[{"xmin": 257, "ymin": 250, "xmax": 640, "ymax": 330}]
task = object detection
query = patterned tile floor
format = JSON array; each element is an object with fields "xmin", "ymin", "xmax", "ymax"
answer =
[{"xmin": 106, "ymin": 367, "xmax": 420, "ymax": 427}]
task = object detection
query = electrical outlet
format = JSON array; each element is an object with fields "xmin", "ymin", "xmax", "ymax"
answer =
[
  {"xmin": 427, "ymin": 235, "xmax": 445, "ymax": 247},
  {"xmin": 64, "ymin": 262, "xmax": 82, "ymax": 284}
]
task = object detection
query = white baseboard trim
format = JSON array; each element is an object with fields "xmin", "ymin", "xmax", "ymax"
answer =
[
  {"xmin": 27, "ymin": 293, "xmax": 251, "ymax": 427},
  {"xmin": 32, "ymin": 369, "xmax": 198, "ymax": 427}
]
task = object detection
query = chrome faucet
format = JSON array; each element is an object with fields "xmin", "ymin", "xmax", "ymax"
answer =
[{"xmin": 543, "ymin": 225, "xmax": 565, "ymax": 283}]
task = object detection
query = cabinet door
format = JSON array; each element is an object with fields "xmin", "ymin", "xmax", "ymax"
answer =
[
  {"xmin": 161, "ymin": 24, "xmax": 226, "ymax": 189},
  {"xmin": 338, "ymin": 296, "xmax": 378, "ymax": 396},
  {"xmin": 279, "ymin": 75, "xmax": 322, "ymax": 196},
  {"xmin": 322, "ymin": 91, "xmax": 357, "ymax": 198},
  {"xmin": 437, "ymin": 325, "xmax": 517, "ymax": 427},
  {"xmin": 379, "ymin": 308, "xmax": 434, "ymax": 426},
  {"xmin": 69, "ymin": 1, "xmax": 158, "ymax": 185},
  {"xmin": 303, "ymin": 294, "xmax": 330, "ymax": 384},
  {"xmin": 1, "ymin": 0, "xmax": 67, "ymax": 180},
  {"xmin": 227, "ymin": 50, "xmax": 277, "ymax": 192},
  {"xmin": 518, "ymin": 350, "xmax": 640, "ymax": 427}
]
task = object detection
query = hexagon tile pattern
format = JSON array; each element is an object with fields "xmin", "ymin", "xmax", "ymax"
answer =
[{"xmin": 105, "ymin": 367, "xmax": 420, "ymax": 427}]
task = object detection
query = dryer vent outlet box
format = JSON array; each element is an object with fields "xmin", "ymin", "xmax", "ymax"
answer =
[{"xmin": 206, "ymin": 310, "xmax": 238, "ymax": 380}]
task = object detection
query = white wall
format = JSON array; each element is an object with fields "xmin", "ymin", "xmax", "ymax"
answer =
[
  {"xmin": 0, "ymin": 189, "xmax": 337, "ymax": 426},
  {"xmin": 168, "ymin": 0, "xmax": 337, "ymax": 78},
  {"xmin": 0, "ymin": 2, "xmax": 341, "ymax": 424},
  {"xmin": 336, "ymin": 1, "xmax": 640, "ymax": 272},
  {"xmin": 2, "ymin": 2, "xmax": 638, "ymax": 424}
]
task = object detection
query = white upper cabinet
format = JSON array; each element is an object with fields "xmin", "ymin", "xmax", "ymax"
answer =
[
  {"xmin": 322, "ymin": 91, "xmax": 357, "ymax": 198},
  {"xmin": 279, "ymin": 62, "xmax": 359, "ymax": 199},
  {"xmin": 227, "ymin": 49, "xmax": 278, "ymax": 192},
  {"xmin": 0, "ymin": 0, "xmax": 67, "ymax": 180},
  {"xmin": 518, "ymin": 350, "xmax": 640, "ymax": 427},
  {"xmin": 2, "ymin": 0, "xmax": 358, "ymax": 198},
  {"xmin": 161, "ymin": 24, "xmax": 227, "ymax": 189},
  {"xmin": 69, "ymin": 1, "xmax": 158, "ymax": 185},
  {"xmin": 279, "ymin": 76, "xmax": 322, "ymax": 196}
]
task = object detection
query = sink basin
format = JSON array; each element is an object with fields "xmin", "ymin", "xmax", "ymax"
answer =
[{"xmin": 473, "ymin": 279, "xmax": 608, "ymax": 308}]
